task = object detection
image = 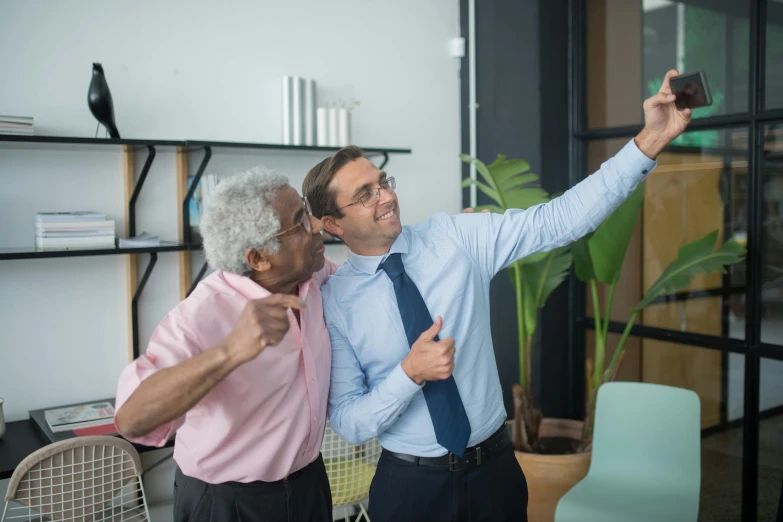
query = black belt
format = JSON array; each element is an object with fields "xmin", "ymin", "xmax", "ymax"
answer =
[{"xmin": 384, "ymin": 424, "xmax": 511, "ymax": 472}]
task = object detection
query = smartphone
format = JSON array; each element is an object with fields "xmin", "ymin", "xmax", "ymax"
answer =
[{"xmin": 669, "ymin": 70, "xmax": 713, "ymax": 110}]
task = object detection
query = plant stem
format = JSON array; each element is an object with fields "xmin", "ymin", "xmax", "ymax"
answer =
[
  {"xmin": 514, "ymin": 262, "xmax": 527, "ymax": 395},
  {"xmin": 590, "ymin": 280, "xmax": 605, "ymax": 391},
  {"xmin": 590, "ymin": 280, "xmax": 602, "ymax": 336},
  {"xmin": 602, "ymin": 279, "xmax": 617, "ymax": 339},
  {"xmin": 604, "ymin": 311, "xmax": 638, "ymax": 383},
  {"xmin": 525, "ymin": 336, "xmax": 533, "ymax": 400}
]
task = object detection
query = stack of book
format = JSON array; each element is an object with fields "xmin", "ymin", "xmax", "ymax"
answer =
[
  {"xmin": 119, "ymin": 231, "xmax": 160, "ymax": 248},
  {"xmin": 35, "ymin": 211, "xmax": 116, "ymax": 250},
  {"xmin": 29, "ymin": 399, "xmax": 118, "ymax": 442},
  {"xmin": 0, "ymin": 115, "xmax": 34, "ymax": 136}
]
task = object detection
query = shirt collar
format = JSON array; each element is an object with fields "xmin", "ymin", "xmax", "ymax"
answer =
[
  {"xmin": 348, "ymin": 233, "xmax": 409, "ymax": 275},
  {"xmin": 220, "ymin": 271, "xmax": 312, "ymax": 301}
]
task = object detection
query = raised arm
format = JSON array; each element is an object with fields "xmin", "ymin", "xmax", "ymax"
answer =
[
  {"xmin": 450, "ymin": 69, "xmax": 692, "ymax": 278},
  {"xmin": 449, "ymin": 138, "xmax": 654, "ymax": 278}
]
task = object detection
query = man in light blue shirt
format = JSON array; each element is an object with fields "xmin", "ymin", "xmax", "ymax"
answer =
[{"xmin": 302, "ymin": 70, "xmax": 692, "ymax": 522}]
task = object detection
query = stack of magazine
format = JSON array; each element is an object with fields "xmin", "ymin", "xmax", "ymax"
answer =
[
  {"xmin": 30, "ymin": 399, "xmax": 117, "ymax": 443},
  {"xmin": 0, "ymin": 115, "xmax": 34, "ymax": 136},
  {"xmin": 35, "ymin": 212, "xmax": 116, "ymax": 250}
]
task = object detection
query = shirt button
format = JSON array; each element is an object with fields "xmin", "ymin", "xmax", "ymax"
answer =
[{"xmin": 642, "ymin": 169, "xmax": 648, "ymax": 174}]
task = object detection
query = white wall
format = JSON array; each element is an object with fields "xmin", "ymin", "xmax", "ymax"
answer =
[{"xmin": 0, "ymin": 0, "xmax": 462, "ymax": 511}]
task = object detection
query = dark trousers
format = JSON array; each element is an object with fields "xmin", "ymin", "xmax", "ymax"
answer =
[
  {"xmin": 368, "ymin": 444, "xmax": 528, "ymax": 522},
  {"xmin": 173, "ymin": 454, "xmax": 332, "ymax": 522}
]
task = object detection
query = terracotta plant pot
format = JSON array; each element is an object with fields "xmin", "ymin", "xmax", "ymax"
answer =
[{"xmin": 513, "ymin": 418, "xmax": 592, "ymax": 522}]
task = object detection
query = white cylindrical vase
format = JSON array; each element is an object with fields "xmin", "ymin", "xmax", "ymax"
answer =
[
  {"xmin": 281, "ymin": 76, "xmax": 294, "ymax": 145},
  {"xmin": 304, "ymin": 79, "xmax": 317, "ymax": 146},
  {"xmin": 291, "ymin": 76, "xmax": 306, "ymax": 146},
  {"xmin": 337, "ymin": 108, "xmax": 351, "ymax": 147},
  {"xmin": 317, "ymin": 108, "xmax": 329, "ymax": 147},
  {"xmin": 328, "ymin": 107, "xmax": 339, "ymax": 147}
]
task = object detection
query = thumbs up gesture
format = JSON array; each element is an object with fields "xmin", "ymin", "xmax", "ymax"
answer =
[{"xmin": 401, "ymin": 316, "xmax": 457, "ymax": 385}]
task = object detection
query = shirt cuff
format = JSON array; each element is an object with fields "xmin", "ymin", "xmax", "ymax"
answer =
[
  {"xmin": 383, "ymin": 363, "xmax": 424, "ymax": 402},
  {"xmin": 620, "ymin": 138, "xmax": 658, "ymax": 180}
]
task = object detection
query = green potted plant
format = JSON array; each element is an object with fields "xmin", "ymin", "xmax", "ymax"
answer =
[
  {"xmin": 572, "ymin": 185, "xmax": 746, "ymax": 449},
  {"xmin": 460, "ymin": 154, "xmax": 746, "ymax": 522}
]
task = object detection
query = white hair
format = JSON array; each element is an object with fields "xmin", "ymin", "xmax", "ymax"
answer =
[{"xmin": 200, "ymin": 166, "xmax": 289, "ymax": 275}]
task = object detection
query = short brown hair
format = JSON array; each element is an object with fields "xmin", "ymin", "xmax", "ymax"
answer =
[{"xmin": 303, "ymin": 145, "xmax": 365, "ymax": 219}]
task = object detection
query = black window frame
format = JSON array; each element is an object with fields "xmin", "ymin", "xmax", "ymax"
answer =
[{"xmin": 569, "ymin": 1, "xmax": 783, "ymax": 520}]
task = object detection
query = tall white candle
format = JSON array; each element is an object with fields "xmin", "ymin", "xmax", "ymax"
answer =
[
  {"xmin": 337, "ymin": 108, "xmax": 351, "ymax": 147},
  {"xmin": 304, "ymin": 79, "xmax": 317, "ymax": 146},
  {"xmin": 291, "ymin": 77, "xmax": 306, "ymax": 146},
  {"xmin": 281, "ymin": 76, "xmax": 294, "ymax": 145},
  {"xmin": 317, "ymin": 108, "xmax": 329, "ymax": 147},
  {"xmin": 328, "ymin": 107, "xmax": 339, "ymax": 147}
]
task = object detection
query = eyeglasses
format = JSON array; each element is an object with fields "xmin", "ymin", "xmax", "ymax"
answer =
[
  {"xmin": 326, "ymin": 176, "xmax": 396, "ymax": 216},
  {"xmin": 275, "ymin": 197, "xmax": 313, "ymax": 238}
]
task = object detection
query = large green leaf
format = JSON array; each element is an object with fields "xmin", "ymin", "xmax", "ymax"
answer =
[
  {"xmin": 520, "ymin": 250, "xmax": 549, "ymax": 265},
  {"xmin": 633, "ymin": 231, "xmax": 746, "ymax": 312},
  {"xmin": 588, "ymin": 183, "xmax": 645, "ymax": 285},
  {"xmin": 459, "ymin": 154, "xmax": 498, "ymax": 194},
  {"xmin": 509, "ymin": 247, "xmax": 572, "ymax": 337},
  {"xmin": 500, "ymin": 173, "xmax": 541, "ymax": 192},
  {"xmin": 488, "ymin": 154, "xmax": 507, "ymax": 169},
  {"xmin": 490, "ymin": 158, "xmax": 531, "ymax": 185},
  {"xmin": 572, "ymin": 233, "xmax": 595, "ymax": 281},
  {"xmin": 461, "ymin": 177, "xmax": 501, "ymax": 205},
  {"xmin": 461, "ymin": 154, "xmax": 548, "ymax": 211}
]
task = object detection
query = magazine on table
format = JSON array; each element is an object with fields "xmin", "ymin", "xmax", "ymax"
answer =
[{"xmin": 44, "ymin": 401, "xmax": 116, "ymax": 433}]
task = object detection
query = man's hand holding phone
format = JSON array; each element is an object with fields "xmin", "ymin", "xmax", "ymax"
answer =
[
  {"xmin": 670, "ymin": 70, "xmax": 713, "ymax": 110},
  {"xmin": 635, "ymin": 69, "xmax": 695, "ymax": 160}
]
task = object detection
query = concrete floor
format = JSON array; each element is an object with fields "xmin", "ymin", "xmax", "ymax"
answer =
[{"xmin": 700, "ymin": 414, "xmax": 783, "ymax": 521}]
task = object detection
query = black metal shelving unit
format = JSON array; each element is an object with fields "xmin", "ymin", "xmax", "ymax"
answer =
[
  {"xmin": 186, "ymin": 139, "xmax": 410, "ymax": 155},
  {"xmin": 1, "ymin": 135, "xmax": 411, "ymax": 358},
  {"xmin": 0, "ymin": 135, "xmax": 185, "ymax": 147},
  {"xmin": 0, "ymin": 242, "xmax": 192, "ymax": 260},
  {"xmin": 566, "ymin": 0, "xmax": 783, "ymax": 519},
  {"xmin": 0, "ymin": 134, "xmax": 411, "ymax": 154}
]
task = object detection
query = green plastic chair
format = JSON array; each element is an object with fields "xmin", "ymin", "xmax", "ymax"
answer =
[{"xmin": 555, "ymin": 382, "xmax": 701, "ymax": 522}]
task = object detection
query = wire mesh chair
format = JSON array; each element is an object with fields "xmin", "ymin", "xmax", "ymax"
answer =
[
  {"xmin": 321, "ymin": 421, "xmax": 381, "ymax": 522},
  {"xmin": 1, "ymin": 435, "xmax": 151, "ymax": 522}
]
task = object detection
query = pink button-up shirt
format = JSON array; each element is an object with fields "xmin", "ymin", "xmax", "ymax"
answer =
[{"xmin": 115, "ymin": 261, "xmax": 336, "ymax": 484}]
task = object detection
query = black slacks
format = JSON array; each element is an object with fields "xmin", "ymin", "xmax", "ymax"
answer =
[
  {"xmin": 173, "ymin": 454, "xmax": 332, "ymax": 522},
  {"xmin": 368, "ymin": 444, "xmax": 528, "ymax": 522}
]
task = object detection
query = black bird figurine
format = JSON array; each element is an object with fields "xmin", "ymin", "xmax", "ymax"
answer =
[{"xmin": 88, "ymin": 63, "xmax": 121, "ymax": 138}]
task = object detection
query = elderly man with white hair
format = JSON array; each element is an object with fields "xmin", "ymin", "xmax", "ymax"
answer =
[{"xmin": 114, "ymin": 167, "xmax": 337, "ymax": 522}]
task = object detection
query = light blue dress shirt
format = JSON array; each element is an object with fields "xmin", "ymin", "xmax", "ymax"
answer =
[{"xmin": 322, "ymin": 139, "xmax": 656, "ymax": 457}]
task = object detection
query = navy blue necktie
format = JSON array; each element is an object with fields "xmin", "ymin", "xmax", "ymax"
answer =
[{"xmin": 380, "ymin": 253, "xmax": 471, "ymax": 457}]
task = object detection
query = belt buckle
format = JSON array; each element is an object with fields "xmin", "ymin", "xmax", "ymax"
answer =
[
  {"xmin": 476, "ymin": 446, "xmax": 482, "ymax": 465},
  {"xmin": 448, "ymin": 453, "xmax": 458, "ymax": 472}
]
